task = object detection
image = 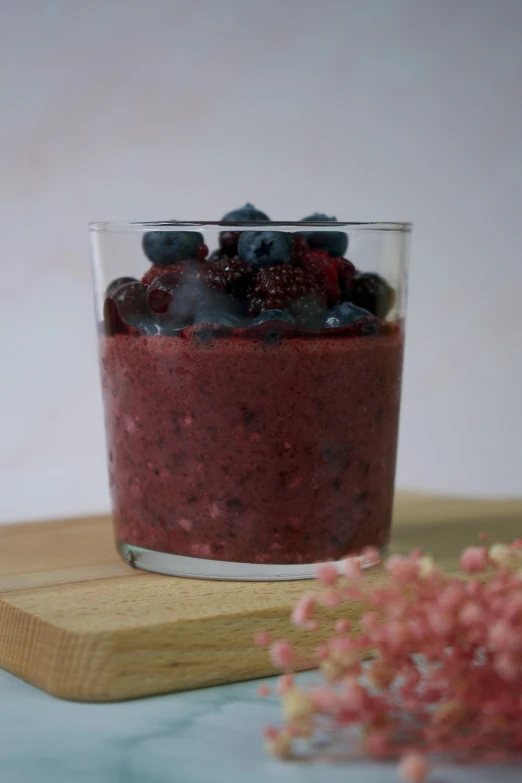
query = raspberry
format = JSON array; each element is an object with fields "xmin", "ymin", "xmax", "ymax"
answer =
[
  {"xmin": 337, "ymin": 257, "xmax": 356, "ymax": 300},
  {"xmin": 205, "ymin": 256, "xmax": 254, "ymax": 299},
  {"xmin": 142, "ymin": 263, "xmax": 182, "ymax": 287},
  {"xmin": 248, "ymin": 265, "xmax": 327, "ymax": 325},
  {"xmin": 302, "ymin": 250, "xmax": 340, "ymax": 305}
]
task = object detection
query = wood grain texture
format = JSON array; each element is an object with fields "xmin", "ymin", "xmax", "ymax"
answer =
[{"xmin": 0, "ymin": 493, "xmax": 520, "ymax": 702}]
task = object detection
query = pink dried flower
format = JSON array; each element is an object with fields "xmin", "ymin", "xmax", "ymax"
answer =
[
  {"xmin": 460, "ymin": 545, "xmax": 488, "ymax": 574},
  {"xmin": 398, "ymin": 752, "xmax": 430, "ymax": 783},
  {"xmin": 365, "ymin": 729, "xmax": 389, "ymax": 758},
  {"xmin": 361, "ymin": 545, "xmax": 381, "ymax": 566},
  {"xmin": 269, "ymin": 640, "xmax": 296, "ymax": 670},
  {"xmin": 290, "ymin": 592, "xmax": 316, "ymax": 628},
  {"xmin": 341, "ymin": 556, "xmax": 363, "ymax": 581},
  {"xmin": 254, "ymin": 630, "xmax": 272, "ymax": 648},
  {"xmin": 259, "ymin": 536, "xmax": 522, "ymax": 772},
  {"xmin": 310, "ymin": 685, "xmax": 340, "ymax": 713},
  {"xmin": 458, "ymin": 600, "xmax": 482, "ymax": 626},
  {"xmin": 320, "ymin": 588, "xmax": 342, "ymax": 608},
  {"xmin": 315, "ymin": 562, "xmax": 338, "ymax": 586},
  {"xmin": 276, "ymin": 673, "xmax": 294, "ymax": 696},
  {"xmin": 263, "ymin": 725, "xmax": 278, "ymax": 741},
  {"xmin": 342, "ymin": 585, "xmax": 363, "ymax": 601},
  {"xmin": 494, "ymin": 652, "xmax": 520, "ymax": 682},
  {"xmin": 385, "ymin": 554, "xmax": 420, "ymax": 582}
]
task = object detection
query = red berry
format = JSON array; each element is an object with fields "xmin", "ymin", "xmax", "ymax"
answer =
[
  {"xmin": 142, "ymin": 263, "xmax": 181, "ymax": 287},
  {"xmin": 205, "ymin": 256, "xmax": 254, "ymax": 299},
  {"xmin": 292, "ymin": 235, "xmax": 309, "ymax": 264},
  {"xmin": 249, "ymin": 265, "xmax": 327, "ymax": 325},
  {"xmin": 146, "ymin": 265, "xmax": 205, "ymax": 330},
  {"xmin": 147, "ymin": 269, "xmax": 185, "ymax": 313},
  {"xmin": 198, "ymin": 243, "xmax": 209, "ymax": 261},
  {"xmin": 337, "ymin": 257, "xmax": 356, "ymax": 300},
  {"xmin": 302, "ymin": 250, "xmax": 341, "ymax": 305}
]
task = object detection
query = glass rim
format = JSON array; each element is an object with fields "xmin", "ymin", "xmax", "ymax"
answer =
[{"xmin": 88, "ymin": 220, "xmax": 412, "ymax": 233}]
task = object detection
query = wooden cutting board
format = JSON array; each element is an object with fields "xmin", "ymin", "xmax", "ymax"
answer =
[{"xmin": 0, "ymin": 493, "xmax": 520, "ymax": 702}]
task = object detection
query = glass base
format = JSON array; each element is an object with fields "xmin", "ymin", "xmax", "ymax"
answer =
[{"xmin": 117, "ymin": 540, "xmax": 385, "ymax": 581}]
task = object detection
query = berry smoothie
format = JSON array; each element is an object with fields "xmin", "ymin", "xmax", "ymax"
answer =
[
  {"xmin": 101, "ymin": 327, "xmax": 403, "ymax": 564},
  {"xmin": 95, "ymin": 205, "xmax": 409, "ymax": 571}
]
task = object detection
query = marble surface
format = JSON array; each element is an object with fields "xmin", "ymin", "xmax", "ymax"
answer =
[{"xmin": 0, "ymin": 669, "xmax": 519, "ymax": 783}]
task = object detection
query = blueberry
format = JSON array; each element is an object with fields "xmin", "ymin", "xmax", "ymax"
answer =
[
  {"xmin": 142, "ymin": 230, "xmax": 204, "ymax": 265},
  {"xmin": 251, "ymin": 309, "xmax": 296, "ymax": 327},
  {"xmin": 325, "ymin": 302, "xmax": 373, "ymax": 328},
  {"xmin": 105, "ymin": 277, "xmax": 138, "ymax": 299},
  {"xmin": 147, "ymin": 268, "xmax": 201, "ymax": 332},
  {"xmin": 298, "ymin": 213, "xmax": 348, "ymax": 257},
  {"xmin": 220, "ymin": 204, "xmax": 270, "ymax": 257},
  {"xmin": 111, "ymin": 282, "xmax": 158, "ymax": 335},
  {"xmin": 238, "ymin": 231, "xmax": 293, "ymax": 267},
  {"xmin": 218, "ymin": 232, "xmax": 242, "ymax": 258},
  {"xmin": 354, "ymin": 316, "xmax": 381, "ymax": 336},
  {"xmin": 194, "ymin": 311, "xmax": 243, "ymax": 327},
  {"xmin": 103, "ymin": 299, "xmax": 128, "ymax": 336},
  {"xmin": 103, "ymin": 277, "xmax": 140, "ymax": 335},
  {"xmin": 222, "ymin": 203, "xmax": 269, "ymax": 222},
  {"xmin": 352, "ymin": 273, "xmax": 395, "ymax": 318}
]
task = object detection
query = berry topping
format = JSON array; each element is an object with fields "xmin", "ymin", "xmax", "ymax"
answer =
[
  {"xmin": 298, "ymin": 213, "xmax": 348, "ymax": 257},
  {"xmin": 219, "ymin": 231, "xmax": 241, "ymax": 258},
  {"xmin": 238, "ymin": 231, "xmax": 293, "ymax": 267},
  {"xmin": 352, "ymin": 273, "xmax": 395, "ymax": 319},
  {"xmin": 111, "ymin": 281, "xmax": 158, "ymax": 335},
  {"xmin": 142, "ymin": 230, "xmax": 204, "ymax": 265},
  {"xmin": 106, "ymin": 277, "xmax": 138, "ymax": 299},
  {"xmin": 204, "ymin": 256, "xmax": 254, "ymax": 300},
  {"xmin": 337, "ymin": 257, "xmax": 356, "ymax": 300},
  {"xmin": 142, "ymin": 264, "xmax": 171, "ymax": 286},
  {"xmin": 104, "ymin": 278, "xmax": 140, "ymax": 332},
  {"xmin": 198, "ymin": 243, "xmax": 209, "ymax": 261},
  {"xmin": 251, "ymin": 309, "xmax": 296, "ymax": 327},
  {"xmin": 220, "ymin": 204, "xmax": 269, "ymax": 257},
  {"xmin": 206, "ymin": 250, "xmax": 225, "ymax": 264},
  {"xmin": 147, "ymin": 265, "xmax": 206, "ymax": 331},
  {"xmin": 292, "ymin": 235, "xmax": 309, "ymax": 263},
  {"xmin": 103, "ymin": 299, "xmax": 128, "ymax": 336},
  {"xmin": 147, "ymin": 270, "xmax": 185, "ymax": 314},
  {"xmin": 325, "ymin": 302, "xmax": 380, "ymax": 335},
  {"xmin": 249, "ymin": 309, "xmax": 297, "ymax": 341},
  {"xmin": 194, "ymin": 311, "xmax": 243, "ymax": 327},
  {"xmin": 302, "ymin": 249, "xmax": 341, "ymax": 305},
  {"xmin": 222, "ymin": 203, "xmax": 269, "ymax": 223},
  {"xmin": 249, "ymin": 265, "xmax": 327, "ymax": 326}
]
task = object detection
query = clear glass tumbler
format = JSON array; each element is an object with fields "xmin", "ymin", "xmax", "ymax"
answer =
[{"xmin": 89, "ymin": 219, "xmax": 411, "ymax": 579}]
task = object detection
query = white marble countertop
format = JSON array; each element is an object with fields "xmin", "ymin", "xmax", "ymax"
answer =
[{"xmin": 0, "ymin": 669, "xmax": 519, "ymax": 783}]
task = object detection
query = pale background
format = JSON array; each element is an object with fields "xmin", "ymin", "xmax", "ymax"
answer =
[{"xmin": 1, "ymin": 0, "xmax": 521, "ymax": 524}]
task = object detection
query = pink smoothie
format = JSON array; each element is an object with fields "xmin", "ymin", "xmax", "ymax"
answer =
[{"xmin": 100, "ymin": 328, "xmax": 404, "ymax": 564}]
